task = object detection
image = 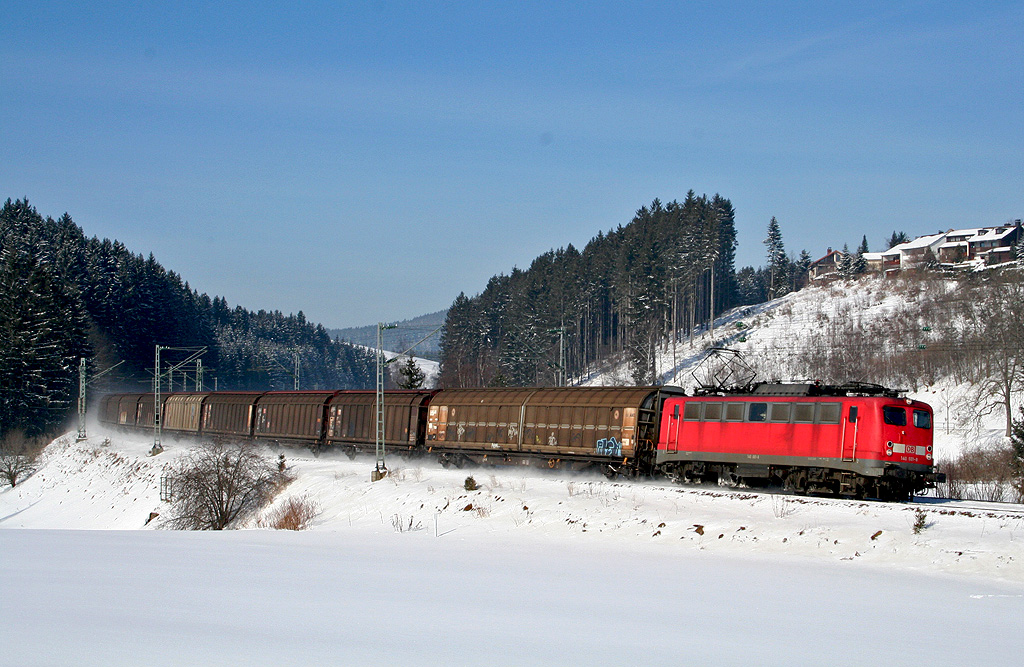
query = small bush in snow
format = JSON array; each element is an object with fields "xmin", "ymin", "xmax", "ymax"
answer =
[
  {"xmin": 163, "ymin": 442, "xmax": 288, "ymax": 530},
  {"xmin": 912, "ymin": 508, "xmax": 928, "ymax": 535},
  {"xmin": 0, "ymin": 429, "xmax": 45, "ymax": 488},
  {"xmin": 261, "ymin": 495, "xmax": 320, "ymax": 531},
  {"xmin": 464, "ymin": 476, "xmax": 478, "ymax": 491}
]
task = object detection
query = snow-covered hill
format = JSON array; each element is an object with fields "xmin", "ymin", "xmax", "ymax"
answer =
[{"xmin": 585, "ymin": 274, "xmax": 1020, "ymax": 463}]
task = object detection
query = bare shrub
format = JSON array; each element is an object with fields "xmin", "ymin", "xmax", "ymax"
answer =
[
  {"xmin": 0, "ymin": 429, "xmax": 45, "ymax": 488},
  {"xmin": 464, "ymin": 476, "xmax": 478, "ymax": 491},
  {"xmin": 260, "ymin": 495, "xmax": 320, "ymax": 530},
  {"xmin": 391, "ymin": 514, "xmax": 423, "ymax": 532},
  {"xmin": 770, "ymin": 494, "xmax": 795, "ymax": 518},
  {"xmin": 163, "ymin": 442, "xmax": 287, "ymax": 530},
  {"xmin": 937, "ymin": 445, "xmax": 1016, "ymax": 501}
]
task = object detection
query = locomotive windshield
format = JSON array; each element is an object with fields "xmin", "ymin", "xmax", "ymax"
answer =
[
  {"xmin": 913, "ymin": 409, "xmax": 932, "ymax": 429},
  {"xmin": 883, "ymin": 406, "xmax": 907, "ymax": 426}
]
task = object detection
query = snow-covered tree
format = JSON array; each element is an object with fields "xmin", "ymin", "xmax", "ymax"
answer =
[{"xmin": 763, "ymin": 217, "xmax": 788, "ymax": 298}]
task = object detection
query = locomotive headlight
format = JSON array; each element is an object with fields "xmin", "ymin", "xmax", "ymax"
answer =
[
  {"xmin": 886, "ymin": 449, "xmax": 893, "ymax": 457},
  {"xmin": 926, "ymin": 445, "xmax": 932, "ymax": 453}
]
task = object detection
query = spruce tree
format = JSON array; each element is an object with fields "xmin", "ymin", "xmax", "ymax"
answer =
[
  {"xmin": 887, "ymin": 231, "xmax": 909, "ymax": 249},
  {"xmin": 396, "ymin": 355, "xmax": 426, "ymax": 389},
  {"xmin": 763, "ymin": 217, "xmax": 788, "ymax": 298}
]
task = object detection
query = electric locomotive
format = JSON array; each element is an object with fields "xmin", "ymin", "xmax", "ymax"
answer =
[{"xmin": 656, "ymin": 382, "xmax": 941, "ymax": 501}]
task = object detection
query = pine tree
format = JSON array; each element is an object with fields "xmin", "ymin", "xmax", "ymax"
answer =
[
  {"xmin": 396, "ymin": 355, "xmax": 426, "ymax": 389},
  {"xmin": 796, "ymin": 250, "xmax": 812, "ymax": 288},
  {"xmin": 852, "ymin": 237, "xmax": 868, "ymax": 275},
  {"xmin": 837, "ymin": 244, "xmax": 853, "ymax": 276},
  {"xmin": 763, "ymin": 217, "xmax": 788, "ymax": 298},
  {"xmin": 887, "ymin": 231, "xmax": 909, "ymax": 249}
]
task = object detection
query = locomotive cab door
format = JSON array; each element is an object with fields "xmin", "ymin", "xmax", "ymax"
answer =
[{"xmin": 840, "ymin": 405, "xmax": 858, "ymax": 462}]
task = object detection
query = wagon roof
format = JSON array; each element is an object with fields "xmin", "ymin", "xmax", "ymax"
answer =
[
  {"xmin": 433, "ymin": 386, "xmax": 682, "ymax": 408},
  {"xmin": 328, "ymin": 390, "xmax": 436, "ymax": 408},
  {"xmin": 255, "ymin": 391, "xmax": 340, "ymax": 406}
]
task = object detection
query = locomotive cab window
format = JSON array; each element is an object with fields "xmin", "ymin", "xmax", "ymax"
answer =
[
  {"xmin": 748, "ymin": 403, "xmax": 767, "ymax": 422},
  {"xmin": 913, "ymin": 409, "xmax": 932, "ymax": 429},
  {"xmin": 703, "ymin": 403, "xmax": 723, "ymax": 421},
  {"xmin": 683, "ymin": 403, "xmax": 702, "ymax": 421},
  {"xmin": 793, "ymin": 403, "xmax": 814, "ymax": 423},
  {"xmin": 883, "ymin": 406, "xmax": 907, "ymax": 426},
  {"xmin": 725, "ymin": 403, "xmax": 745, "ymax": 421}
]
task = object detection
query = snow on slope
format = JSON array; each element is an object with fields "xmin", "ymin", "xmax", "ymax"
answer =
[{"xmin": 2, "ymin": 429, "xmax": 1023, "ymax": 665}]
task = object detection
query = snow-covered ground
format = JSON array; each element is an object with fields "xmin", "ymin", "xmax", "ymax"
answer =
[{"xmin": 2, "ymin": 428, "xmax": 1022, "ymax": 665}]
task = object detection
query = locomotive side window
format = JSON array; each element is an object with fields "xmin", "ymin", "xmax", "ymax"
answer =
[
  {"xmin": 769, "ymin": 403, "xmax": 791, "ymax": 423},
  {"xmin": 703, "ymin": 403, "xmax": 723, "ymax": 421},
  {"xmin": 683, "ymin": 403, "xmax": 702, "ymax": 421},
  {"xmin": 913, "ymin": 409, "xmax": 932, "ymax": 429},
  {"xmin": 793, "ymin": 403, "xmax": 814, "ymax": 423},
  {"xmin": 883, "ymin": 406, "xmax": 907, "ymax": 426},
  {"xmin": 817, "ymin": 403, "xmax": 841, "ymax": 424},
  {"xmin": 725, "ymin": 403, "xmax": 745, "ymax": 421},
  {"xmin": 748, "ymin": 403, "xmax": 767, "ymax": 422}
]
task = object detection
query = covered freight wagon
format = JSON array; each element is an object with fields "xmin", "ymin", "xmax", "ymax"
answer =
[
  {"xmin": 162, "ymin": 393, "xmax": 208, "ymax": 435},
  {"xmin": 253, "ymin": 391, "xmax": 339, "ymax": 447},
  {"xmin": 326, "ymin": 390, "xmax": 435, "ymax": 455},
  {"xmin": 201, "ymin": 392, "xmax": 263, "ymax": 440},
  {"xmin": 425, "ymin": 387, "xmax": 684, "ymax": 473}
]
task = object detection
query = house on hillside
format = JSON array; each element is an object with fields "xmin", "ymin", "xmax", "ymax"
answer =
[
  {"xmin": 862, "ymin": 252, "xmax": 883, "ymax": 273},
  {"xmin": 937, "ymin": 223, "xmax": 1022, "ymax": 267},
  {"xmin": 880, "ymin": 232, "xmax": 946, "ymax": 275},
  {"xmin": 808, "ymin": 248, "xmax": 844, "ymax": 281}
]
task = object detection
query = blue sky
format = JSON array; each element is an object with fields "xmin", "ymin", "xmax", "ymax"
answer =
[{"xmin": 3, "ymin": 1, "xmax": 1021, "ymax": 328}]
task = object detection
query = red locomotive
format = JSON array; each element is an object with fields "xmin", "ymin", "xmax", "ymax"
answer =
[{"xmin": 656, "ymin": 382, "xmax": 937, "ymax": 501}]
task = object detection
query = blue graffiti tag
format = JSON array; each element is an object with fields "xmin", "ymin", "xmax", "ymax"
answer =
[{"xmin": 595, "ymin": 437, "xmax": 622, "ymax": 457}]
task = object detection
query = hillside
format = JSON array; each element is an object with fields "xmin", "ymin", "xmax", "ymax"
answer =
[
  {"xmin": 584, "ymin": 272, "xmax": 1024, "ymax": 468},
  {"xmin": 0, "ymin": 199, "xmax": 377, "ymax": 439},
  {"xmin": 328, "ymin": 310, "xmax": 447, "ymax": 360}
]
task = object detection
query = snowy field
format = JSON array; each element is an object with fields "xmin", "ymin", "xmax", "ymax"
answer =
[{"xmin": 2, "ymin": 429, "xmax": 1023, "ymax": 665}]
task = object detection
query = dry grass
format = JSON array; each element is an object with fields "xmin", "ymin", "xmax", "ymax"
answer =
[
  {"xmin": 260, "ymin": 495, "xmax": 321, "ymax": 531},
  {"xmin": 937, "ymin": 445, "xmax": 1023, "ymax": 503}
]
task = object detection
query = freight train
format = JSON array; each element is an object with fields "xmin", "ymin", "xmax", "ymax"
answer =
[{"xmin": 99, "ymin": 382, "xmax": 943, "ymax": 501}]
